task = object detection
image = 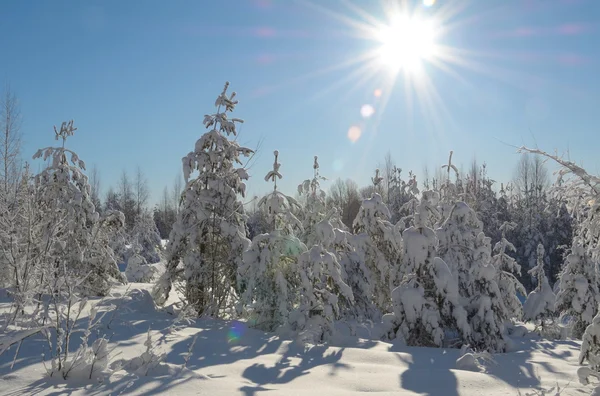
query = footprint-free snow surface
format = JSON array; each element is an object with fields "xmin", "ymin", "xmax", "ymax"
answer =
[{"xmin": 0, "ymin": 284, "xmax": 591, "ymax": 395}]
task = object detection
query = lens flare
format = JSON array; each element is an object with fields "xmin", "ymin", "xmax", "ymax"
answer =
[
  {"xmin": 347, "ymin": 125, "xmax": 362, "ymax": 142},
  {"xmin": 227, "ymin": 321, "xmax": 246, "ymax": 344},
  {"xmin": 360, "ymin": 104, "xmax": 375, "ymax": 118},
  {"xmin": 423, "ymin": 0, "xmax": 436, "ymax": 7},
  {"xmin": 374, "ymin": 89, "xmax": 383, "ymax": 98}
]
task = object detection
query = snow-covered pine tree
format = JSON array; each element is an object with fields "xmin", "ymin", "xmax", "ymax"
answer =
[
  {"xmin": 555, "ymin": 243, "xmax": 599, "ymax": 339},
  {"xmin": 436, "ymin": 201, "xmax": 483, "ymax": 302},
  {"xmin": 130, "ymin": 209, "xmax": 162, "ymax": 264},
  {"xmin": 153, "ymin": 82, "xmax": 253, "ymax": 317},
  {"xmin": 403, "ymin": 189, "xmax": 441, "ymax": 230},
  {"xmin": 387, "ymin": 167, "xmax": 419, "ymax": 223},
  {"xmin": 297, "ymin": 155, "xmax": 331, "ymax": 247},
  {"xmin": 332, "ymin": 227, "xmax": 376, "ymax": 320},
  {"xmin": 468, "ymin": 231, "xmax": 509, "ymax": 352},
  {"xmin": 33, "ymin": 121, "xmax": 124, "ymax": 296},
  {"xmin": 382, "ymin": 195, "xmax": 470, "ymax": 347},
  {"xmin": 438, "ymin": 151, "xmax": 460, "ymax": 222},
  {"xmin": 353, "ymin": 192, "xmax": 402, "ymax": 312},
  {"xmin": 260, "ymin": 150, "xmax": 303, "ymax": 234},
  {"xmin": 125, "ymin": 248, "xmax": 156, "ymax": 283},
  {"xmin": 290, "ymin": 216, "xmax": 354, "ymax": 343},
  {"xmin": 523, "ymin": 244, "xmax": 556, "ymax": 334},
  {"xmin": 491, "ymin": 221, "xmax": 526, "ymax": 322},
  {"xmin": 238, "ymin": 150, "xmax": 307, "ymax": 331},
  {"xmin": 0, "ymin": 162, "xmax": 50, "ymax": 312},
  {"xmin": 579, "ymin": 312, "xmax": 600, "ymax": 383}
]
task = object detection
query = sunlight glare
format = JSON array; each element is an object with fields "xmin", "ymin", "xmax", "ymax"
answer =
[
  {"xmin": 360, "ymin": 104, "xmax": 375, "ymax": 118},
  {"xmin": 375, "ymin": 15, "xmax": 437, "ymax": 73},
  {"xmin": 423, "ymin": 0, "xmax": 436, "ymax": 7},
  {"xmin": 347, "ymin": 125, "xmax": 362, "ymax": 142}
]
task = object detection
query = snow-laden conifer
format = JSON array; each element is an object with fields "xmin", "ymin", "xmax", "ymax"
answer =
[
  {"xmin": 238, "ymin": 150, "xmax": 307, "ymax": 331},
  {"xmin": 468, "ymin": 232, "xmax": 509, "ymax": 352},
  {"xmin": 290, "ymin": 217, "xmax": 354, "ymax": 342},
  {"xmin": 437, "ymin": 201, "xmax": 483, "ymax": 301},
  {"xmin": 353, "ymin": 193, "xmax": 402, "ymax": 312},
  {"xmin": 579, "ymin": 313, "xmax": 600, "ymax": 384},
  {"xmin": 491, "ymin": 221, "xmax": 526, "ymax": 321},
  {"xmin": 130, "ymin": 209, "xmax": 162, "ymax": 264},
  {"xmin": 297, "ymin": 156, "xmax": 337, "ymax": 246},
  {"xmin": 332, "ymin": 226, "xmax": 377, "ymax": 320},
  {"xmin": 154, "ymin": 82, "xmax": 253, "ymax": 317},
  {"xmin": 33, "ymin": 121, "xmax": 124, "ymax": 296},
  {"xmin": 555, "ymin": 242, "xmax": 598, "ymax": 338},
  {"xmin": 523, "ymin": 244, "xmax": 556, "ymax": 333},
  {"xmin": 382, "ymin": 196, "xmax": 470, "ymax": 347}
]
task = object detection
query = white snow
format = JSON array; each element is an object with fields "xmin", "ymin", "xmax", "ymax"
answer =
[{"xmin": 0, "ymin": 285, "xmax": 589, "ymax": 395}]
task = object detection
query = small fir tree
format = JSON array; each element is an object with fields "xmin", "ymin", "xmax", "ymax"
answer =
[{"xmin": 154, "ymin": 82, "xmax": 253, "ymax": 317}]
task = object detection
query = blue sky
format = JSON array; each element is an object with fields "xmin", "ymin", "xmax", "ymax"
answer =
[{"xmin": 1, "ymin": 0, "xmax": 599, "ymax": 204}]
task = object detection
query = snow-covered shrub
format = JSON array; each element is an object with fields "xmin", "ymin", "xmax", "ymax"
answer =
[
  {"xmin": 436, "ymin": 201, "xmax": 509, "ymax": 351},
  {"xmin": 383, "ymin": 220, "xmax": 470, "ymax": 348},
  {"xmin": 154, "ymin": 82, "xmax": 253, "ymax": 317},
  {"xmin": 555, "ymin": 242, "xmax": 598, "ymax": 339},
  {"xmin": 491, "ymin": 222, "xmax": 526, "ymax": 322},
  {"xmin": 259, "ymin": 151, "xmax": 303, "ymax": 234},
  {"xmin": 297, "ymin": 155, "xmax": 329, "ymax": 246},
  {"xmin": 125, "ymin": 252, "xmax": 157, "ymax": 283},
  {"xmin": 239, "ymin": 151, "xmax": 307, "ymax": 331},
  {"xmin": 523, "ymin": 244, "xmax": 556, "ymax": 335},
  {"xmin": 117, "ymin": 327, "xmax": 167, "ymax": 376},
  {"xmin": 468, "ymin": 232, "xmax": 509, "ymax": 352},
  {"xmin": 34, "ymin": 282, "xmax": 120, "ymax": 380},
  {"xmin": 437, "ymin": 201, "xmax": 483, "ymax": 301},
  {"xmin": 289, "ymin": 219, "xmax": 354, "ymax": 343},
  {"xmin": 0, "ymin": 164, "xmax": 50, "ymax": 314},
  {"xmin": 239, "ymin": 231, "xmax": 306, "ymax": 331},
  {"xmin": 33, "ymin": 121, "xmax": 124, "ymax": 297},
  {"xmin": 455, "ymin": 345, "xmax": 493, "ymax": 372},
  {"xmin": 334, "ymin": 228, "xmax": 378, "ymax": 320},
  {"xmin": 579, "ymin": 313, "xmax": 600, "ymax": 386},
  {"xmin": 131, "ymin": 209, "xmax": 162, "ymax": 264},
  {"xmin": 353, "ymin": 193, "xmax": 403, "ymax": 312}
]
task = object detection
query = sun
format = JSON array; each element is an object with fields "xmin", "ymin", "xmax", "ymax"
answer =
[{"xmin": 375, "ymin": 14, "xmax": 437, "ymax": 73}]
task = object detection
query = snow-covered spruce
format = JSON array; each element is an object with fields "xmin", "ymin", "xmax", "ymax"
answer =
[
  {"xmin": 33, "ymin": 121, "xmax": 124, "ymax": 296},
  {"xmin": 258, "ymin": 151, "xmax": 304, "ymax": 235},
  {"xmin": 353, "ymin": 193, "xmax": 402, "ymax": 312},
  {"xmin": 468, "ymin": 232, "xmax": 509, "ymax": 352},
  {"xmin": 555, "ymin": 242, "xmax": 598, "ymax": 339},
  {"xmin": 297, "ymin": 156, "xmax": 330, "ymax": 247},
  {"xmin": 125, "ymin": 251, "xmax": 157, "ymax": 283},
  {"xmin": 491, "ymin": 222, "xmax": 526, "ymax": 322},
  {"xmin": 438, "ymin": 151, "xmax": 461, "ymax": 222},
  {"xmin": 436, "ymin": 201, "xmax": 510, "ymax": 351},
  {"xmin": 153, "ymin": 82, "xmax": 253, "ymax": 317},
  {"xmin": 291, "ymin": 237, "xmax": 354, "ymax": 343},
  {"xmin": 382, "ymin": 222, "xmax": 470, "ymax": 348},
  {"xmin": 523, "ymin": 244, "xmax": 556, "ymax": 334},
  {"xmin": 579, "ymin": 312, "xmax": 600, "ymax": 385},
  {"xmin": 437, "ymin": 202, "xmax": 484, "ymax": 303},
  {"xmin": 238, "ymin": 150, "xmax": 307, "ymax": 331},
  {"xmin": 130, "ymin": 209, "xmax": 162, "ymax": 264},
  {"xmin": 332, "ymin": 227, "xmax": 378, "ymax": 320}
]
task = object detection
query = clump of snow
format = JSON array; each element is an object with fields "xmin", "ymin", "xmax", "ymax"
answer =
[
  {"xmin": 524, "ymin": 244, "xmax": 556, "ymax": 336},
  {"xmin": 125, "ymin": 253, "xmax": 157, "ymax": 283}
]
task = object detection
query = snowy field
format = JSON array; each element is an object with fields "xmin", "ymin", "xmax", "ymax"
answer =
[{"xmin": 0, "ymin": 283, "xmax": 590, "ymax": 396}]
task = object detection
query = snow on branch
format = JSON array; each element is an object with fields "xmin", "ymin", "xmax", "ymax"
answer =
[{"xmin": 517, "ymin": 146, "xmax": 600, "ymax": 195}]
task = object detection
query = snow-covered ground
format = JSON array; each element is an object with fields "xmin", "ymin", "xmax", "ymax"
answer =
[{"xmin": 0, "ymin": 283, "xmax": 591, "ymax": 396}]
